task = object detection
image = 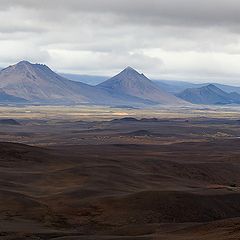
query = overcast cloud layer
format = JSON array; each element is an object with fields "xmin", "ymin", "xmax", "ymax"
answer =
[{"xmin": 1, "ymin": 0, "xmax": 240, "ymax": 84}]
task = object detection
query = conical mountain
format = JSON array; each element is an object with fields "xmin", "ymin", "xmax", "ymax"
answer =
[
  {"xmin": 98, "ymin": 67, "xmax": 185, "ymax": 105},
  {"xmin": 0, "ymin": 61, "xmax": 112, "ymax": 104}
]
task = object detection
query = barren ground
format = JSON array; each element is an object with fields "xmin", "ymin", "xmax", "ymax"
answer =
[{"xmin": 0, "ymin": 106, "xmax": 240, "ymax": 239}]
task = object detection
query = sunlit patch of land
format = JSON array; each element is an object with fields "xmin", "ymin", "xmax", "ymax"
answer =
[{"xmin": 0, "ymin": 105, "xmax": 240, "ymax": 121}]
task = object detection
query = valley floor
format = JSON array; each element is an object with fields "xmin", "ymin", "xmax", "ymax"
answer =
[{"xmin": 1, "ymin": 106, "xmax": 240, "ymax": 239}]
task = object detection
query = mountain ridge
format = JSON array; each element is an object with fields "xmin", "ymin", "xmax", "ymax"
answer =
[{"xmin": 2, "ymin": 61, "xmax": 239, "ymax": 106}]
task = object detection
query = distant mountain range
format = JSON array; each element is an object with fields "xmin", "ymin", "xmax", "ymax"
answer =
[
  {"xmin": 61, "ymin": 72, "xmax": 240, "ymax": 95},
  {"xmin": 155, "ymin": 80, "xmax": 240, "ymax": 95},
  {"xmin": 177, "ymin": 84, "xmax": 240, "ymax": 105},
  {"xmin": 0, "ymin": 61, "xmax": 185, "ymax": 106},
  {"xmin": 0, "ymin": 60, "xmax": 240, "ymax": 106}
]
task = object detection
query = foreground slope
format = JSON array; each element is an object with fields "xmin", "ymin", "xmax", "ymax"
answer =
[
  {"xmin": 1, "ymin": 136, "xmax": 240, "ymax": 239},
  {"xmin": 177, "ymin": 84, "xmax": 240, "ymax": 104},
  {"xmin": 98, "ymin": 67, "xmax": 185, "ymax": 105}
]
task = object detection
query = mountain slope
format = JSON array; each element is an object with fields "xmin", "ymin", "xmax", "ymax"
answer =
[
  {"xmin": 177, "ymin": 84, "xmax": 240, "ymax": 104},
  {"xmin": 98, "ymin": 67, "xmax": 185, "ymax": 105},
  {"xmin": 0, "ymin": 89, "xmax": 27, "ymax": 103}
]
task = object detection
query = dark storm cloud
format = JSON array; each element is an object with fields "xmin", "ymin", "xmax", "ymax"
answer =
[
  {"xmin": 1, "ymin": 0, "xmax": 240, "ymax": 28},
  {"xmin": 0, "ymin": 0, "xmax": 240, "ymax": 84}
]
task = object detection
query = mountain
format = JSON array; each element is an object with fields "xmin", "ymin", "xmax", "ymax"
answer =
[
  {"xmin": 177, "ymin": 84, "xmax": 240, "ymax": 105},
  {"xmin": 98, "ymin": 67, "xmax": 185, "ymax": 105},
  {"xmin": 0, "ymin": 61, "xmax": 108, "ymax": 104}
]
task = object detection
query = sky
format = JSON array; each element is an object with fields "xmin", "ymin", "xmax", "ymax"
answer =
[{"xmin": 0, "ymin": 0, "xmax": 240, "ymax": 85}]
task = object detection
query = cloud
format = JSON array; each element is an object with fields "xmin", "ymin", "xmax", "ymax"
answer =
[
  {"xmin": 48, "ymin": 49, "xmax": 163, "ymax": 76},
  {"xmin": 0, "ymin": 0, "xmax": 240, "ymax": 84},
  {"xmin": 2, "ymin": 0, "xmax": 240, "ymax": 28}
]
